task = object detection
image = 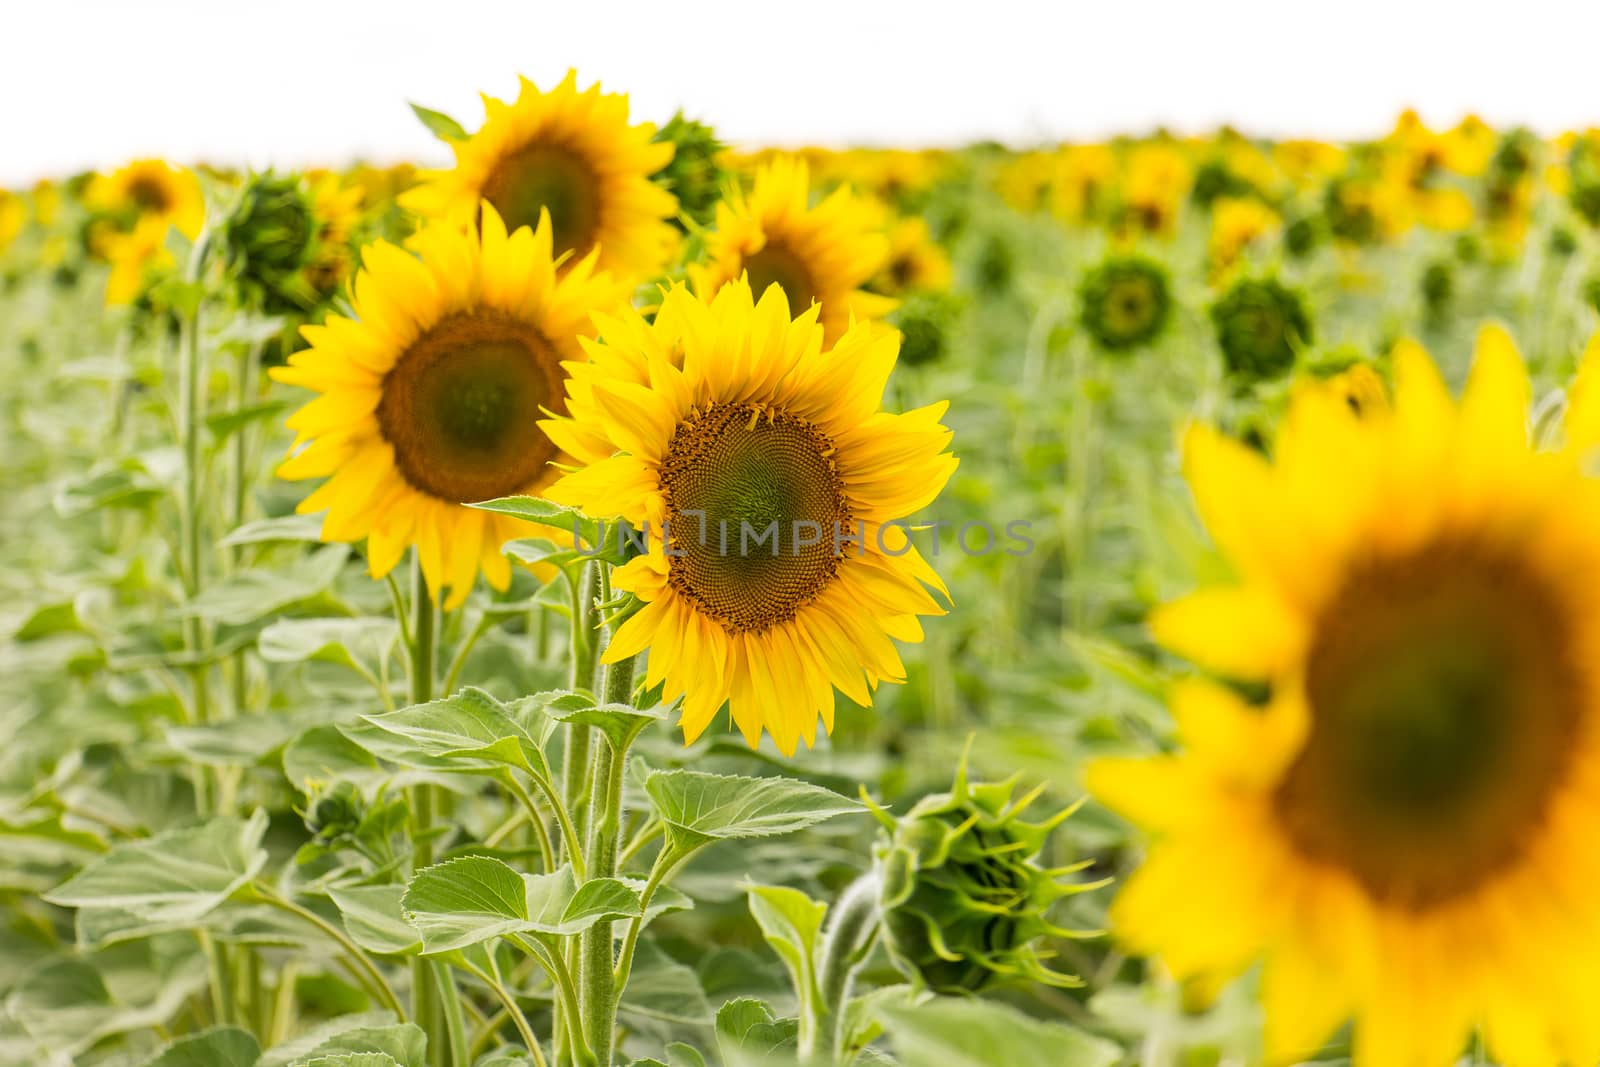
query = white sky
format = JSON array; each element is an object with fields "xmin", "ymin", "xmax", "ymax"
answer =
[{"xmin": 5, "ymin": 0, "xmax": 1599, "ymax": 185}]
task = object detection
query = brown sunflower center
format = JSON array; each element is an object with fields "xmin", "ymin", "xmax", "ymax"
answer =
[
  {"xmin": 128, "ymin": 176, "xmax": 171, "ymax": 213},
  {"xmin": 1105, "ymin": 278, "xmax": 1156, "ymax": 335},
  {"xmin": 1273, "ymin": 538, "xmax": 1582, "ymax": 910},
  {"xmin": 375, "ymin": 309, "xmax": 566, "ymax": 504},
  {"xmin": 481, "ymin": 143, "xmax": 601, "ymax": 258},
  {"xmin": 659, "ymin": 402, "xmax": 851, "ymax": 634},
  {"xmin": 743, "ymin": 242, "xmax": 817, "ymax": 312}
]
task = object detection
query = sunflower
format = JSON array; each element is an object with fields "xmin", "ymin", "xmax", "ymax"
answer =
[
  {"xmin": 86, "ymin": 159, "xmax": 204, "ymax": 241},
  {"xmin": 0, "ymin": 190, "xmax": 23, "ymax": 252},
  {"xmin": 688, "ymin": 157, "xmax": 894, "ymax": 344},
  {"xmin": 542, "ymin": 280, "xmax": 956, "ymax": 754},
  {"xmin": 1078, "ymin": 255, "xmax": 1173, "ymax": 353},
  {"xmin": 271, "ymin": 205, "xmax": 624, "ymax": 609},
  {"xmin": 870, "ymin": 216, "xmax": 951, "ymax": 297},
  {"xmin": 399, "ymin": 71, "xmax": 677, "ymax": 284},
  {"xmin": 1091, "ymin": 326, "xmax": 1600, "ymax": 1066},
  {"xmin": 102, "ymin": 215, "xmax": 176, "ymax": 306}
]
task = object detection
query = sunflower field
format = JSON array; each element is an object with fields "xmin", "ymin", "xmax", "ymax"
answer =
[{"xmin": 4, "ymin": 72, "xmax": 1600, "ymax": 1067}]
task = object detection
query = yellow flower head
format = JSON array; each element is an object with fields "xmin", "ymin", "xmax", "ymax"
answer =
[
  {"xmin": 872, "ymin": 216, "xmax": 952, "ymax": 297},
  {"xmin": 688, "ymin": 157, "xmax": 895, "ymax": 344},
  {"xmin": 1208, "ymin": 196, "xmax": 1280, "ymax": 279},
  {"xmin": 1119, "ymin": 143, "xmax": 1192, "ymax": 237},
  {"xmin": 0, "ymin": 190, "xmax": 23, "ymax": 252},
  {"xmin": 101, "ymin": 214, "xmax": 176, "ymax": 306},
  {"xmin": 1091, "ymin": 325, "xmax": 1600, "ymax": 1066},
  {"xmin": 400, "ymin": 71, "xmax": 678, "ymax": 285},
  {"xmin": 87, "ymin": 159, "xmax": 204, "ymax": 240},
  {"xmin": 542, "ymin": 281, "xmax": 957, "ymax": 754},
  {"xmin": 271, "ymin": 205, "xmax": 626, "ymax": 609}
]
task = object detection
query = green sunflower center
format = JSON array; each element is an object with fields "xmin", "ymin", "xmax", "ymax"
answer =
[
  {"xmin": 1273, "ymin": 539, "xmax": 1581, "ymax": 909},
  {"xmin": 376, "ymin": 309, "xmax": 566, "ymax": 505},
  {"xmin": 1104, "ymin": 277, "xmax": 1156, "ymax": 337},
  {"xmin": 659, "ymin": 402, "xmax": 851, "ymax": 634},
  {"xmin": 743, "ymin": 242, "xmax": 818, "ymax": 313},
  {"xmin": 481, "ymin": 143, "xmax": 601, "ymax": 257}
]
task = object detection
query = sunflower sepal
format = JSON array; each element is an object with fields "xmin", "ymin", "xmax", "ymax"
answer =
[{"xmin": 409, "ymin": 102, "xmax": 468, "ymax": 143}]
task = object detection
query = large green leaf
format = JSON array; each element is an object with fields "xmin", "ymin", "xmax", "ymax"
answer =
[
  {"xmin": 328, "ymin": 884, "xmax": 422, "ymax": 956},
  {"xmin": 44, "ymin": 810, "xmax": 269, "ymax": 922},
  {"xmin": 401, "ymin": 858, "xmax": 641, "ymax": 954},
  {"xmin": 221, "ymin": 513, "xmax": 326, "ymax": 547},
  {"xmin": 878, "ymin": 997, "xmax": 1121, "ymax": 1067},
  {"xmin": 745, "ymin": 884, "xmax": 825, "ymax": 1007},
  {"xmin": 644, "ymin": 770, "xmax": 863, "ymax": 849},
  {"xmin": 139, "ymin": 1026, "xmax": 261, "ymax": 1067},
  {"xmin": 255, "ymin": 1011, "xmax": 397, "ymax": 1067},
  {"xmin": 359, "ymin": 688, "xmax": 548, "ymax": 778},
  {"xmin": 470, "ymin": 497, "xmax": 624, "ymax": 564},
  {"xmin": 179, "ymin": 544, "xmax": 348, "ymax": 625},
  {"xmin": 543, "ymin": 697, "xmax": 669, "ymax": 751},
  {"xmin": 258, "ymin": 617, "xmax": 398, "ymax": 672},
  {"xmin": 618, "ymin": 940, "xmax": 713, "ymax": 1034}
]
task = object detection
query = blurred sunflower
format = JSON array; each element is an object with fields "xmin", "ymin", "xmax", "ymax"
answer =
[
  {"xmin": 543, "ymin": 280, "xmax": 956, "ymax": 754},
  {"xmin": 1211, "ymin": 277, "xmax": 1312, "ymax": 381},
  {"xmin": 1117, "ymin": 143, "xmax": 1191, "ymax": 238},
  {"xmin": 688, "ymin": 157, "xmax": 894, "ymax": 344},
  {"xmin": 0, "ymin": 191, "xmax": 23, "ymax": 252},
  {"xmin": 101, "ymin": 215, "xmax": 176, "ymax": 306},
  {"xmin": 871, "ymin": 216, "xmax": 951, "ymax": 297},
  {"xmin": 1079, "ymin": 256, "xmax": 1173, "ymax": 353},
  {"xmin": 86, "ymin": 159, "xmax": 204, "ymax": 242},
  {"xmin": 1208, "ymin": 196, "xmax": 1281, "ymax": 279},
  {"xmin": 400, "ymin": 71, "xmax": 677, "ymax": 284},
  {"xmin": 271, "ymin": 206, "xmax": 624, "ymax": 609},
  {"xmin": 1092, "ymin": 326, "xmax": 1600, "ymax": 1066}
]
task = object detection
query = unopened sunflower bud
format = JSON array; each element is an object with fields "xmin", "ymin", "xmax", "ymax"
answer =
[
  {"xmin": 652, "ymin": 112, "xmax": 727, "ymax": 230},
  {"xmin": 868, "ymin": 757, "xmax": 1103, "ymax": 993},
  {"xmin": 223, "ymin": 172, "xmax": 316, "ymax": 306}
]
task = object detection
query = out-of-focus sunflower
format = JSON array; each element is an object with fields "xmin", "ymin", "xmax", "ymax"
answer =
[
  {"xmin": 1273, "ymin": 140, "xmax": 1346, "ymax": 188},
  {"xmin": 400, "ymin": 71, "xmax": 677, "ymax": 284},
  {"xmin": 688, "ymin": 157, "xmax": 894, "ymax": 344},
  {"xmin": 30, "ymin": 180, "xmax": 62, "ymax": 228},
  {"xmin": 271, "ymin": 206, "xmax": 624, "ymax": 609},
  {"xmin": 1117, "ymin": 143, "xmax": 1192, "ymax": 238},
  {"xmin": 1049, "ymin": 144, "xmax": 1117, "ymax": 224},
  {"xmin": 102, "ymin": 215, "xmax": 176, "ymax": 305},
  {"xmin": 1092, "ymin": 326, "xmax": 1600, "ymax": 1067},
  {"xmin": 86, "ymin": 159, "xmax": 204, "ymax": 243},
  {"xmin": 542, "ymin": 280, "xmax": 956, "ymax": 754},
  {"xmin": 1208, "ymin": 196, "xmax": 1281, "ymax": 279},
  {"xmin": 1079, "ymin": 256, "xmax": 1173, "ymax": 353},
  {"xmin": 0, "ymin": 191, "xmax": 23, "ymax": 252},
  {"xmin": 871, "ymin": 216, "xmax": 951, "ymax": 297}
]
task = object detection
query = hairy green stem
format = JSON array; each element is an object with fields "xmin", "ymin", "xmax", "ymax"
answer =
[
  {"xmin": 432, "ymin": 959, "xmax": 470, "ymax": 1067},
  {"xmin": 807, "ymin": 870, "xmax": 884, "ymax": 1062},
  {"xmin": 404, "ymin": 557, "xmax": 447, "ymax": 1063},
  {"xmin": 579, "ymin": 653, "xmax": 638, "ymax": 1067}
]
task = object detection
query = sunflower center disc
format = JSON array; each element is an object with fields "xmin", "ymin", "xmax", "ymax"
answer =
[
  {"xmin": 1105, "ymin": 278, "xmax": 1155, "ymax": 337},
  {"xmin": 482, "ymin": 143, "xmax": 601, "ymax": 257},
  {"xmin": 1273, "ymin": 539, "xmax": 1580, "ymax": 909},
  {"xmin": 742, "ymin": 242, "xmax": 818, "ymax": 312},
  {"xmin": 376, "ymin": 310, "xmax": 565, "ymax": 504},
  {"xmin": 128, "ymin": 176, "xmax": 171, "ymax": 212},
  {"xmin": 659, "ymin": 402, "xmax": 850, "ymax": 634}
]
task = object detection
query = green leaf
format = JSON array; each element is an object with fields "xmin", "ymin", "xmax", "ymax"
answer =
[
  {"xmin": 283, "ymin": 724, "xmax": 386, "ymax": 795},
  {"xmin": 207, "ymin": 399, "xmax": 291, "ymax": 443},
  {"xmin": 360, "ymin": 688, "xmax": 548, "ymax": 778},
  {"xmin": 282, "ymin": 1020, "xmax": 426, "ymax": 1067},
  {"xmin": 543, "ymin": 697, "xmax": 668, "ymax": 751},
  {"xmin": 618, "ymin": 940, "xmax": 712, "ymax": 1033},
  {"xmin": 410, "ymin": 102, "xmax": 468, "ymax": 142},
  {"xmin": 877, "ymin": 997, "xmax": 1121, "ymax": 1067},
  {"xmin": 714, "ymin": 996, "xmax": 796, "ymax": 1061},
  {"xmin": 45, "ymin": 810, "xmax": 269, "ymax": 923},
  {"xmin": 402, "ymin": 858, "xmax": 642, "ymax": 953},
  {"xmin": 222, "ymin": 513, "xmax": 327, "ymax": 547},
  {"xmin": 13, "ymin": 600, "xmax": 81, "ymax": 641},
  {"xmin": 645, "ymin": 770, "xmax": 863, "ymax": 850},
  {"xmin": 745, "ymin": 884, "xmax": 825, "ymax": 1007},
  {"xmin": 471, "ymin": 497, "xmax": 622, "ymax": 564},
  {"xmin": 139, "ymin": 1026, "xmax": 261, "ymax": 1067},
  {"xmin": 181, "ymin": 544, "xmax": 349, "ymax": 625},
  {"xmin": 53, "ymin": 461, "xmax": 165, "ymax": 516},
  {"xmin": 256, "ymin": 1011, "xmax": 397, "ymax": 1067},
  {"xmin": 401, "ymin": 856, "xmax": 527, "ymax": 954},
  {"xmin": 297, "ymin": 1056, "xmax": 402, "ymax": 1067},
  {"xmin": 167, "ymin": 711, "xmax": 323, "ymax": 767},
  {"xmin": 258, "ymin": 617, "xmax": 398, "ymax": 671},
  {"xmin": 328, "ymin": 884, "xmax": 423, "ymax": 956}
]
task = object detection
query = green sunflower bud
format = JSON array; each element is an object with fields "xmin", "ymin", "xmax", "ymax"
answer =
[
  {"xmin": 305, "ymin": 780, "xmax": 365, "ymax": 842},
  {"xmin": 1421, "ymin": 260, "xmax": 1455, "ymax": 318},
  {"xmin": 1210, "ymin": 276, "xmax": 1312, "ymax": 382},
  {"xmin": 1079, "ymin": 255, "xmax": 1173, "ymax": 353},
  {"xmin": 223, "ymin": 172, "xmax": 316, "ymax": 306},
  {"xmin": 652, "ymin": 112, "xmax": 727, "ymax": 230},
  {"xmin": 892, "ymin": 292, "xmax": 961, "ymax": 366},
  {"xmin": 1284, "ymin": 215, "xmax": 1319, "ymax": 259},
  {"xmin": 868, "ymin": 757, "xmax": 1102, "ymax": 994}
]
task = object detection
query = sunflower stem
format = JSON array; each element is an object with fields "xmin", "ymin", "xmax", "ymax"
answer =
[
  {"xmin": 806, "ymin": 870, "xmax": 884, "ymax": 1064},
  {"xmin": 578, "ymin": 651, "xmax": 638, "ymax": 1067},
  {"xmin": 555, "ymin": 564, "xmax": 600, "ymax": 1065},
  {"xmin": 404, "ymin": 556, "xmax": 448, "ymax": 1064}
]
